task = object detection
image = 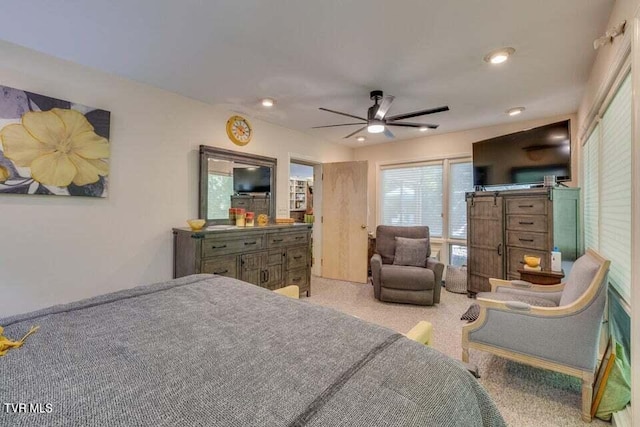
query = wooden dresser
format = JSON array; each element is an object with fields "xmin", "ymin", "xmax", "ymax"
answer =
[
  {"xmin": 173, "ymin": 223, "xmax": 312, "ymax": 296},
  {"xmin": 466, "ymin": 187, "xmax": 580, "ymax": 295}
]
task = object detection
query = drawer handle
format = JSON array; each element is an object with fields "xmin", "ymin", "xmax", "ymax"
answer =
[
  {"xmin": 518, "ymin": 238, "xmax": 534, "ymax": 242},
  {"xmin": 292, "ymin": 277, "xmax": 302, "ymax": 282},
  {"xmin": 519, "ymin": 261, "xmax": 525, "ymax": 265},
  {"xmin": 295, "ymin": 236, "xmax": 304, "ymax": 240},
  {"xmin": 214, "ymin": 269, "xmax": 228, "ymax": 274},
  {"xmin": 244, "ymin": 241, "xmax": 257, "ymax": 246},
  {"xmin": 518, "ymin": 204, "xmax": 534, "ymax": 208},
  {"xmin": 211, "ymin": 244, "xmax": 227, "ymax": 249},
  {"xmin": 518, "ymin": 221, "xmax": 534, "ymax": 225},
  {"xmin": 272, "ymin": 239, "xmax": 284, "ymax": 243},
  {"xmin": 293, "ymin": 255, "xmax": 302, "ymax": 260}
]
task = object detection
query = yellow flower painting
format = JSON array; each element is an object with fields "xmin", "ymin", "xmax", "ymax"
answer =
[{"xmin": 0, "ymin": 86, "xmax": 110, "ymax": 197}]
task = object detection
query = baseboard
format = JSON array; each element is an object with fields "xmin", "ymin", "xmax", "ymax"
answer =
[{"xmin": 611, "ymin": 404, "xmax": 631, "ymax": 427}]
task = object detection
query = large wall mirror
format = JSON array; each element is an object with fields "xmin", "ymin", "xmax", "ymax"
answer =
[{"xmin": 199, "ymin": 145, "xmax": 277, "ymax": 224}]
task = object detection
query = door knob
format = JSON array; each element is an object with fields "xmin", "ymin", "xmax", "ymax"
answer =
[{"xmin": 361, "ymin": 225, "xmax": 367, "ymax": 229}]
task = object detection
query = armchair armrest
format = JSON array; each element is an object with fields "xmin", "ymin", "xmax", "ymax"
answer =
[
  {"xmin": 371, "ymin": 254, "xmax": 383, "ymax": 299},
  {"xmin": 475, "ymin": 296, "xmax": 569, "ymax": 318},
  {"xmin": 489, "ymin": 278, "xmax": 565, "ymax": 293},
  {"xmin": 426, "ymin": 258, "xmax": 444, "ymax": 303}
]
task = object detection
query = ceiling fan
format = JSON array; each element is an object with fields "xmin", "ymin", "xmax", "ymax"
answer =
[{"xmin": 312, "ymin": 90, "xmax": 449, "ymax": 139}]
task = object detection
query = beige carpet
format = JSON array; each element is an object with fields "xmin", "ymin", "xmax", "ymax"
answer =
[{"xmin": 306, "ymin": 276, "xmax": 608, "ymax": 427}]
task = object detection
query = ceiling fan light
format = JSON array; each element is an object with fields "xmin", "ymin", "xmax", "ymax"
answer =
[
  {"xmin": 419, "ymin": 126, "xmax": 429, "ymax": 132},
  {"xmin": 367, "ymin": 120, "xmax": 385, "ymax": 134},
  {"xmin": 484, "ymin": 47, "xmax": 515, "ymax": 64},
  {"xmin": 356, "ymin": 136, "xmax": 366, "ymax": 142}
]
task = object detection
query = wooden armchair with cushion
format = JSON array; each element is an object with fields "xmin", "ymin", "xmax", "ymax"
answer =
[
  {"xmin": 461, "ymin": 249, "xmax": 610, "ymax": 421},
  {"xmin": 370, "ymin": 225, "xmax": 444, "ymax": 306}
]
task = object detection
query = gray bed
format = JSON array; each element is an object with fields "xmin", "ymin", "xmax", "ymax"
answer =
[{"xmin": 0, "ymin": 274, "xmax": 505, "ymax": 426}]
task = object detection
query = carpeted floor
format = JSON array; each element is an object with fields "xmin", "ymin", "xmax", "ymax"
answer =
[{"xmin": 306, "ymin": 276, "xmax": 609, "ymax": 427}]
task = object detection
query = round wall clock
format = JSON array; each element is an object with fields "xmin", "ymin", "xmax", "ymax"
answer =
[{"xmin": 226, "ymin": 115, "xmax": 253, "ymax": 146}]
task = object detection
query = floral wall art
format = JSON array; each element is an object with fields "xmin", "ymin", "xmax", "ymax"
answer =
[{"xmin": 0, "ymin": 86, "xmax": 110, "ymax": 197}]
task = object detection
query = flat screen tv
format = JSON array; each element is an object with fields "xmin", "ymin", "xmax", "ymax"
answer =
[
  {"xmin": 472, "ymin": 120, "xmax": 571, "ymax": 187},
  {"xmin": 233, "ymin": 166, "xmax": 271, "ymax": 193}
]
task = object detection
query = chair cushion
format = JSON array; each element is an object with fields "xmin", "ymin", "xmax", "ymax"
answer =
[
  {"xmin": 393, "ymin": 237, "xmax": 428, "ymax": 267},
  {"xmin": 376, "ymin": 226, "xmax": 430, "ymax": 264},
  {"xmin": 381, "ymin": 264, "xmax": 435, "ymax": 291},
  {"xmin": 476, "ymin": 291, "xmax": 558, "ymax": 307},
  {"xmin": 559, "ymin": 253, "xmax": 601, "ymax": 306}
]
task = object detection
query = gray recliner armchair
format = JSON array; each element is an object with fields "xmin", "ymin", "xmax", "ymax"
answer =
[
  {"xmin": 462, "ymin": 249, "xmax": 610, "ymax": 422},
  {"xmin": 370, "ymin": 225, "xmax": 444, "ymax": 306}
]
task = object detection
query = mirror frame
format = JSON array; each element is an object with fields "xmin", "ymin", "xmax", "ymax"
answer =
[{"xmin": 199, "ymin": 145, "xmax": 277, "ymax": 224}]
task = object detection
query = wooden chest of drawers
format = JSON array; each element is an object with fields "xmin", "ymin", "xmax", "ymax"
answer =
[
  {"xmin": 467, "ymin": 188, "xmax": 580, "ymax": 294},
  {"xmin": 173, "ymin": 223, "xmax": 312, "ymax": 296}
]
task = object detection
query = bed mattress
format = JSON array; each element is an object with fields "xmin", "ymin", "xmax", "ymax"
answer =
[{"xmin": 0, "ymin": 274, "xmax": 505, "ymax": 426}]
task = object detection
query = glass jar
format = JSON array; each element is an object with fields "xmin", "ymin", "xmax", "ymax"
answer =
[
  {"xmin": 245, "ymin": 212, "xmax": 255, "ymax": 227},
  {"xmin": 235, "ymin": 208, "xmax": 246, "ymax": 227},
  {"xmin": 228, "ymin": 208, "xmax": 236, "ymax": 223}
]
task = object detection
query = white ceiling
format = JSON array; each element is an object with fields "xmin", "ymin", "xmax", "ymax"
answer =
[{"xmin": 0, "ymin": 1, "xmax": 613, "ymax": 146}]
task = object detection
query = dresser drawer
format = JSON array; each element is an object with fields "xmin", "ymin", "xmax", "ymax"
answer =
[
  {"xmin": 506, "ymin": 197, "xmax": 547, "ymax": 215},
  {"xmin": 287, "ymin": 246, "xmax": 308, "ymax": 269},
  {"xmin": 202, "ymin": 236, "xmax": 264, "ymax": 257},
  {"xmin": 267, "ymin": 231, "xmax": 308, "ymax": 248},
  {"xmin": 506, "ymin": 231, "xmax": 548, "ymax": 251},
  {"xmin": 201, "ymin": 255, "xmax": 238, "ymax": 278},
  {"xmin": 507, "ymin": 247, "xmax": 548, "ymax": 276},
  {"xmin": 506, "ymin": 215, "xmax": 547, "ymax": 232},
  {"xmin": 286, "ymin": 267, "xmax": 309, "ymax": 290}
]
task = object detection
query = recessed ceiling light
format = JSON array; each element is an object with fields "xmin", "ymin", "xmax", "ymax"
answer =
[
  {"xmin": 261, "ymin": 98, "xmax": 275, "ymax": 107},
  {"xmin": 419, "ymin": 126, "xmax": 429, "ymax": 132},
  {"xmin": 356, "ymin": 136, "xmax": 366, "ymax": 142},
  {"xmin": 484, "ymin": 47, "xmax": 516, "ymax": 64},
  {"xmin": 506, "ymin": 107, "xmax": 525, "ymax": 116}
]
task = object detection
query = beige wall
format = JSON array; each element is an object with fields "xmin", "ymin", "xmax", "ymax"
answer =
[
  {"xmin": 354, "ymin": 113, "xmax": 577, "ymax": 231},
  {"xmin": 578, "ymin": 0, "xmax": 639, "ymax": 133},
  {"xmin": 0, "ymin": 40, "xmax": 352, "ymax": 316}
]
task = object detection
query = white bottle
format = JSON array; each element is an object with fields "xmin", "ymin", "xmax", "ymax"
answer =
[{"xmin": 551, "ymin": 246, "xmax": 562, "ymax": 272}]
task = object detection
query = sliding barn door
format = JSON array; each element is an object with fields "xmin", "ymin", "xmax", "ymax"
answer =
[
  {"xmin": 321, "ymin": 161, "xmax": 368, "ymax": 283},
  {"xmin": 467, "ymin": 195, "xmax": 504, "ymax": 294}
]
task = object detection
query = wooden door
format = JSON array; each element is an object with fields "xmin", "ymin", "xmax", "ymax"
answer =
[
  {"xmin": 467, "ymin": 195, "xmax": 504, "ymax": 294},
  {"xmin": 240, "ymin": 252, "xmax": 266, "ymax": 286},
  {"xmin": 321, "ymin": 161, "xmax": 368, "ymax": 283}
]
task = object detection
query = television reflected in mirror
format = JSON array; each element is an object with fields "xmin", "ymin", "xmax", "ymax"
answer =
[
  {"xmin": 472, "ymin": 120, "xmax": 571, "ymax": 187},
  {"xmin": 199, "ymin": 146, "xmax": 277, "ymax": 224}
]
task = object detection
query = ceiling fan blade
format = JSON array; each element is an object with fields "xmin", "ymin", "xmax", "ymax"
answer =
[
  {"xmin": 311, "ymin": 123, "xmax": 368, "ymax": 129},
  {"xmin": 319, "ymin": 107, "xmax": 367, "ymax": 122},
  {"xmin": 383, "ymin": 127, "xmax": 395, "ymax": 138},
  {"xmin": 374, "ymin": 95, "xmax": 395, "ymax": 120},
  {"xmin": 386, "ymin": 106, "xmax": 449, "ymax": 122},
  {"xmin": 344, "ymin": 126, "xmax": 367, "ymax": 139},
  {"xmin": 387, "ymin": 122, "xmax": 439, "ymax": 129}
]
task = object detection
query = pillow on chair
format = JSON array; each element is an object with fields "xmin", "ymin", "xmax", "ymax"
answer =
[{"xmin": 393, "ymin": 237, "xmax": 428, "ymax": 267}]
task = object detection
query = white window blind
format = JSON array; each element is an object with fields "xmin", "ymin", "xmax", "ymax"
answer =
[
  {"xmin": 599, "ymin": 73, "xmax": 632, "ymax": 302},
  {"xmin": 583, "ymin": 125, "xmax": 600, "ymax": 251},
  {"xmin": 207, "ymin": 173, "xmax": 233, "ymax": 219},
  {"xmin": 380, "ymin": 164, "xmax": 443, "ymax": 236},
  {"xmin": 449, "ymin": 162, "xmax": 473, "ymax": 239}
]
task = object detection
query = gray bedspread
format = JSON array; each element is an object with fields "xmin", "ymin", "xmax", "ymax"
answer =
[{"xmin": 0, "ymin": 274, "xmax": 505, "ymax": 426}]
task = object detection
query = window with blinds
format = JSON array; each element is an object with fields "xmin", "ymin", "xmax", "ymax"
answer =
[
  {"xmin": 582, "ymin": 72, "xmax": 632, "ymax": 303},
  {"xmin": 207, "ymin": 173, "xmax": 234, "ymax": 219},
  {"xmin": 583, "ymin": 125, "xmax": 599, "ymax": 251},
  {"xmin": 449, "ymin": 162, "xmax": 473, "ymax": 239},
  {"xmin": 380, "ymin": 164, "xmax": 443, "ymax": 236},
  {"xmin": 600, "ymin": 73, "xmax": 632, "ymax": 302}
]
